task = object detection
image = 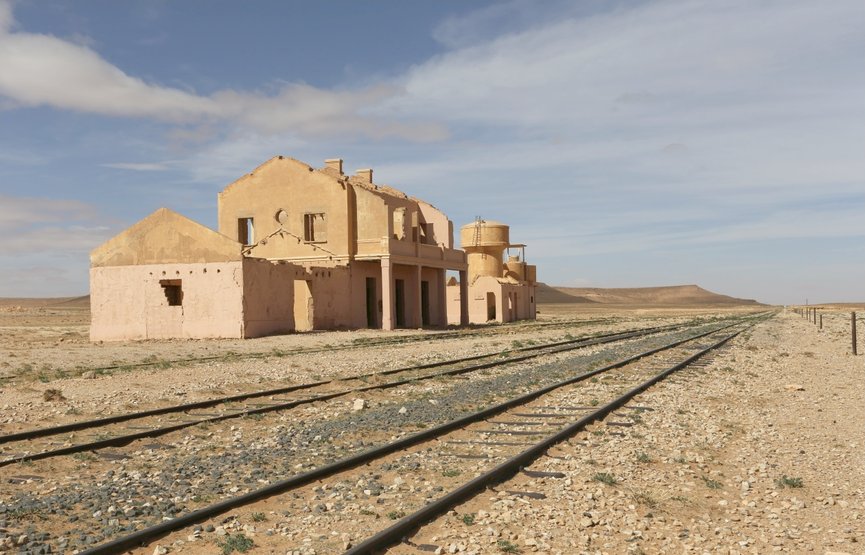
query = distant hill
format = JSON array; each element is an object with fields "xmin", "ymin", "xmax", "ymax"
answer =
[
  {"xmin": 538, "ymin": 284, "xmax": 762, "ymax": 306},
  {"xmin": 1, "ymin": 287, "xmax": 763, "ymax": 311},
  {"xmin": 0, "ymin": 295, "xmax": 90, "ymax": 309},
  {"xmin": 535, "ymin": 283, "xmax": 598, "ymax": 304}
]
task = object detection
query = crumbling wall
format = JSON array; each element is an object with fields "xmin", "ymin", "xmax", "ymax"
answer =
[{"xmin": 90, "ymin": 261, "xmax": 245, "ymax": 341}]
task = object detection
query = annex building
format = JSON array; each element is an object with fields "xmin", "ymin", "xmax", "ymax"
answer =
[{"xmin": 90, "ymin": 156, "xmax": 535, "ymax": 340}]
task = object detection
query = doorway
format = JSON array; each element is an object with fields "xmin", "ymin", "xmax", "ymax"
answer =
[
  {"xmin": 365, "ymin": 277, "xmax": 377, "ymax": 328},
  {"xmin": 420, "ymin": 280, "xmax": 430, "ymax": 326},
  {"xmin": 293, "ymin": 280, "xmax": 313, "ymax": 331},
  {"xmin": 486, "ymin": 292, "xmax": 496, "ymax": 321},
  {"xmin": 395, "ymin": 279, "xmax": 406, "ymax": 328}
]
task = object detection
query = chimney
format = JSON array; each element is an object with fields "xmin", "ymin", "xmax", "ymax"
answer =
[
  {"xmin": 325, "ymin": 158, "xmax": 343, "ymax": 175},
  {"xmin": 355, "ymin": 168, "xmax": 373, "ymax": 184}
]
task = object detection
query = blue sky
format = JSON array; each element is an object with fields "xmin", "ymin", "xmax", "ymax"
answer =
[{"xmin": 0, "ymin": 0, "xmax": 862, "ymax": 304}]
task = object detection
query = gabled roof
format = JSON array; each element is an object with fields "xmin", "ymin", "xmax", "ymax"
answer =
[
  {"xmin": 91, "ymin": 208, "xmax": 242, "ymax": 267},
  {"xmin": 219, "ymin": 154, "xmax": 424, "ymax": 203}
]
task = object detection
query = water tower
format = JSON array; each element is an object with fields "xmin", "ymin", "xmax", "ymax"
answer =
[{"xmin": 460, "ymin": 219, "xmax": 510, "ymax": 282}]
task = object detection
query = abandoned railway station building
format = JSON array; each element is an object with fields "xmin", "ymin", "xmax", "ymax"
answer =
[{"xmin": 90, "ymin": 156, "xmax": 536, "ymax": 341}]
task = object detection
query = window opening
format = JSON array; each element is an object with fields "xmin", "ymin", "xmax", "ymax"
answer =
[
  {"xmin": 238, "ymin": 218, "xmax": 254, "ymax": 245},
  {"xmin": 304, "ymin": 213, "xmax": 327, "ymax": 242},
  {"xmin": 160, "ymin": 279, "xmax": 183, "ymax": 306},
  {"xmin": 393, "ymin": 208, "xmax": 406, "ymax": 240},
  {"xmin": 419, "ymin": 223, "xmax": 434, "ymax": 244}
]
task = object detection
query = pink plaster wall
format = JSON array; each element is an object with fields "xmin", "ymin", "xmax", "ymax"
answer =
[
  {"xmin": 90, "ymin": 261, "xmax": 245, "ymax": 341},
  {"xmin": 240, "ymin": 259, "xmax": 296, "ymax": 338},
  {"xmin": 446, "ymin": 277, "xmax": 536, "ymax": 325}
]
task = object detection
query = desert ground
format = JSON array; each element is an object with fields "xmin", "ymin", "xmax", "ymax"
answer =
[{"xmin": 0, "ymin": 289, "xmax": 863, "ymax": 554}]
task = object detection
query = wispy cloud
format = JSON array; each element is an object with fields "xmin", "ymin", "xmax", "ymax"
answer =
[
  {"xmin": 0, "ymin": 194, "xmax": 111, "ymax": 255},
  {"xmin": 0, "ymin": 0, "xmax": 862, "ymax": 302},
  {"xmin": 0, "ymin": 0, "xmax": 444, "ymax": 141},
  {"xmin": 0, "ymin": 0, "xmax": 12, "ymax": 34},
  {"xmin": 101, "ymin": 162, "xmax": 173, "ymax": 171},
  {"xmin": 0, "ymin": 17, "xmax": 215, "ymax": 120}
]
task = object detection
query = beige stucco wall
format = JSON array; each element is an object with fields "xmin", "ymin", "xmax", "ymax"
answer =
[
  {"xmin": 240, "ymin": 259, "xmax": 296, "ymax": 338},
  {"xmin": 91, "ymin": 259, "xmax": 306, "ymax": 341},
  {"xmin": 447, "ymin": 276, "xmax": 537, "ymax": 325},
  {"xmin": 90, "ymin": 261, "xmax": 246, "ymax": 341},
  {"xmin": 348, "ymin": 260, "xmax": 383, "ymax": 328},
  {"xmin": 91, "ymin": 157, "xmax": 475, "ymax": 341},
  {"xmin": 218, "ymin": 157, "xmax": 354, "ymax": 260},
  {"xmin": 217, "ymin": 157, "xmax": 464, "ymax": 268},
  {"xmin": 92, "ymin": 208, "xmax": 241, "ymax": 267}
]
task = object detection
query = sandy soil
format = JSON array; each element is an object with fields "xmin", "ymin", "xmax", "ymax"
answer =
[
  {"xmin": 396, "ymin": 309, "xmax": 865, "ymax": 554},
  {"xmin": 0, "ymin": 302, "xmax": 862, "ymax": 554}
]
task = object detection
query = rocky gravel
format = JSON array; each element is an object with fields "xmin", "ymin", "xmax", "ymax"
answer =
[
  {"xmin": 396, "ymin": 310, "xmax": 864, "ymax": 554},
  {"xmin": 0, "ymin": 321, "xmax": 739, "ymax": 554}
]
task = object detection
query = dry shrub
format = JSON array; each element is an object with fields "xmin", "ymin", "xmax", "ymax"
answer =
[{"xmin": 43, "ymin": 388, "xmax": 65, "ymax": 402}]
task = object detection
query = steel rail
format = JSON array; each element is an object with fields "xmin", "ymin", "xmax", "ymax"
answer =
[
  {"xmin": 1, "ymin": 323, "xmax": 670, "ymax": 445},
  {"xmin": 344, "ymin": 324, "xmax": 752, "ymax": 554},
  {"xmin": 3, "ymin": 315, "xmax": 759, "ymax": 446},
  {"xmin": 0, "ymin": 322, "xmax": 690, "ymax": 467},
  {"xmin": 76, "ymin": 318, "xmax": 759, "ymax": 555},
  {"xmin": 69, "ymin": 316, "xmax": 618, "ymax": 375}
]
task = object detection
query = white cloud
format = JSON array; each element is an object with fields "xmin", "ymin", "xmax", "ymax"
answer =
[
  {"xmin": 0, "ymin": 0, "xmax": 13, "ymax": 34},
  {"xmin": 0, "ymin": 1, "xmax": 443, "ymax": 140},
  {"xmin": 0, "ymin": 194, "xmax": 98, "ymax": 229},
  {"xmin": 0, "ymin": 195, "xmax": 111, "ymax": 256},
  {"xmin": 101, "ymin": 162, "xmax": 172, "ymax": 171},
  {"xmin": 0, "ymin": 225, "xmax": 111, "ymax": 255},
  {"xmin": 0, "ymin": 30, "xmax": 217, "ymax": 120}
]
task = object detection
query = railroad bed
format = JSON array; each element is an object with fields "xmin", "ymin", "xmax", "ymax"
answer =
[{"xmin": 0, "ymin": 313, "xmax": 772, "ymax": 554}]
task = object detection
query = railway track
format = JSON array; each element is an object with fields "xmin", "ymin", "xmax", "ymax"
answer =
[
  {"xmin": 70, "ymin": 315, "xmax": 626, "ymax": 376},
  {"xmin": 345, "ymin": 323, "xmax": 753, "ymax": 554},
  {"xmin": 0, "ymin": 320, "xmax": 705, "ymax": 467},
  {"xmin": 0, "ymin": 313, "xmax": 771, "ymax": 554}
]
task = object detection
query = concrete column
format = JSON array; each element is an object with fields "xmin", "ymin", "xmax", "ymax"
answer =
[
  {"xmin": 459, "ymin": 269, "xmax": 469, "ymax": 326},
  {"xmin": 381, "ymin": 258, "xmax": 394, "ymax": 330},
  {"xmin": 414, "ymin": 264, "xmax": 422, "ymax": 328}
]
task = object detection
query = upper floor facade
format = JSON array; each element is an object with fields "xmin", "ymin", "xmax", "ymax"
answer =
[{"xmin": 217, "ymin": 156, "xmax": 465, "ymax": 269}]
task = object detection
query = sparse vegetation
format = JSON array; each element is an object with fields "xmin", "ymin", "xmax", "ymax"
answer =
[
  {"xmin": 636, "ymin": 451, "xmax": 652, "ymax": 463},
  {"xmin": 441, "ymin": 468, "xmax": 461, "ymax": 478},
  {"xmin": 387, "ymin": 510, "xmax": 406, "ymax": 520},
  {"xmin": 461, "ymin": 513, "xmax": 476, "ymax": 525},
  {"xmin": 701, "ymin": 476, "xmax": 722, "ymax": 489},
  {"xmin": 251, "ymin": 512, "xmax": 267, "ymax": 522},
  {"xmin": 43, "ymin": 388, "xmax": 65, "ymax": 401},
  {"xmin": 218, "ymin": 533, "xmax": 254, "ymax": 554},
  {"xmin": 497, "ymin": 539, "xmax": 521, "ymax": 553},
  {"xmin": 775, "ymin": 475, "xmax": 803, "ymax": 488},
  {"xmin": 593, "ymin": 472, "xmax": 618, "ymax": 485},
  {"xmin": 631, "ymin": 490, "xmax": 658, "ymax": 508}
]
